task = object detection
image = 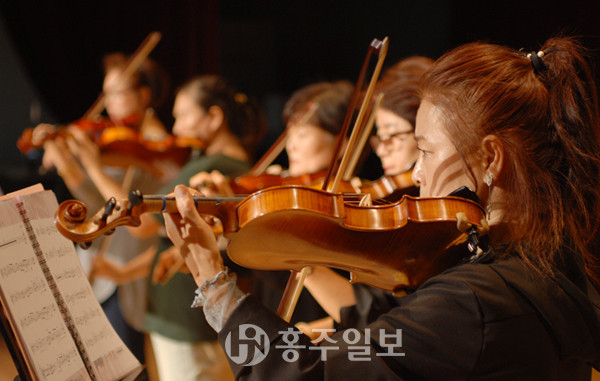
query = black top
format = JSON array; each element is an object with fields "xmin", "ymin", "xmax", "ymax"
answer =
[{"xmin": 218, "ymin": 254, "xmax": 600, "ymax": 380}]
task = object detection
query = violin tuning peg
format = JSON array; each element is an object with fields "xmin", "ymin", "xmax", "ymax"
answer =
[
  {"xmin": 79, "ymin": 241, "xmax": 92, "ymax": 250},
  {"xmin": 103, "ymin": 197, "xmax": 117, "ymax": 218},
  {"xmin": 128, "ymin": 190, "xmax": 144, "ymax": 209}
]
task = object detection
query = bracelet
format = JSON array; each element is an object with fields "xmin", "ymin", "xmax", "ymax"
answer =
[{"xmin": 191, "ymin": 267, "xmax": 229, "ymax": 308}]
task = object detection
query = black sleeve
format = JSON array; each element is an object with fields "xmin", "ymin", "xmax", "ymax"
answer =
[
  {"xmin": 338, "ymin": 284, "xmax": 402, "ymax": 330},
  {"xmin": 218, "ymin": 266, "xmax": 486, "ymax": 380}
]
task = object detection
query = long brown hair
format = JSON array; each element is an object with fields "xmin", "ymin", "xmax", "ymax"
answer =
[{"xmin": 421, "ymin": 37, "xmax": 600, "ymax": 282}]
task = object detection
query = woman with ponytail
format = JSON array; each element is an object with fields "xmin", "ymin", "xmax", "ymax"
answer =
[{"xmin": 145, "ymin": 75, "xmax": 267, "ymax": 381}]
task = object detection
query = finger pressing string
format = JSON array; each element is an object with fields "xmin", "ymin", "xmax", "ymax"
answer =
[{"xmin": 174, "ymin": 185, "xmax": 195, "ymax": 214}]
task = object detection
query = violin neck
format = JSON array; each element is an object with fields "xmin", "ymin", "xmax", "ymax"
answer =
[{"xmin": 142, "ymin": 195, "xmax": 244, "ymax": 233}]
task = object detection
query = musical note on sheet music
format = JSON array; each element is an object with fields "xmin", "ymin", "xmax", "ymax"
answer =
[
  {"xmin": 0, "ymin": 256, "xmax": 37, "ymax": 277},
  {"xmin": 34, "ymin": 224, "xmax": 58, "ymax": 237},
  {"xmin": 39, "ymin": 348, "xmax": 81, "ymax": 379},
  {"xmin": 20, "ymin": 303, "xmax": 58, "ymax": 328},
  {"xmin": 30, "ymin": 324, "xmax": 69, "ymax": 353},
  {"xmin": 73, "ymin": 308, "xmax": 103, "ymax": 327},
  {"xmin": 64, "ymin": 288, "xmax": 93, "ymax": 305},
  {"xmin": 55, "ymin": 266, "xmax": 82, "ymax": 281},
  {"xmin": 84, "ymin": 326, "xmax": 112, "ymax": 347},
  {"xmin": 44, "ymin": 245, "xmax": 73, "ymax": 260},
  {"xmin": 9, "ymin": 278, "xmax": 47, "ymax": 303}
]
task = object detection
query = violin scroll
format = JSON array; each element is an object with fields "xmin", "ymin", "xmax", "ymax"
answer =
[{"xmin": 54, "ymin": 191, "xmax": 146, "ymax": 245}]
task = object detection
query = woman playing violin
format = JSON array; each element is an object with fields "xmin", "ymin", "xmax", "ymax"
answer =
[
  {"xmin": 364, "ymin": 56, "xmax": 434, "ymax": 200},
  {"xmin": 95, "ymin": 74, "xmax": 266, "ymax": 381},
  {"xmin": 164, "ymin": 36, "xmax": 600, "ymax": 379},
  {"xmin": 35, "ymin": 52, "xmax": 171, "ymax": 364},
  {"xmin": 37, "ymin": 52, "xmax": 172, "ymax": 186}
]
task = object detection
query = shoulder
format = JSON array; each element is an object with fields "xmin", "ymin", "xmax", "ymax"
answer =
[
  {"xmin": 419, "ymin": 257, "xmax": 539, "ymax": 322},
  {"xmin": 181, "ymin": 154, "xmax": 250, "ymax": 176},
  {"xmin": 362, "ymin": 258, "xmax": 539, "ymax": 376},
  {"xmin": 371, "ymin": 257, "xmax": 540, "ymax": 345},
  {"xmin": 379, "ymin": 262, "xmax": 490, "ymax": 326}
]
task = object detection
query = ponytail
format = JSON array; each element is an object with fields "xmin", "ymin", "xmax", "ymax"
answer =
[{"xmin": 180, "ymin": 75, "xmax": 267, "ymax": 160}]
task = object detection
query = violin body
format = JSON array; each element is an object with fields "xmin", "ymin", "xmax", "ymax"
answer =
[
  {"xmin": 229, "ymin": 186, "xmax": 484, "ymax": 293},
  {"xmin": 229, "ymin": 170, "xmax": 358, "ymax": 194},
  {"xmin": 18, "ymin": 117, "xmax": 205, "ymax": 177},
  {"xmin": 96, "ymin": 124, "xmax": 204, "ymax": 168},
  {"xmin": 230, "ymin": 170, "xmax": 329, "ymax": 193}
]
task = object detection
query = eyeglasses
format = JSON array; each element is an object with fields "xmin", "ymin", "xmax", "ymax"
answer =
[
  {"xmin": 370, "ymin": 131, "xmax": 414, "ymax": 151},
  {"xmin": 104, "ymin": 87, "xmax": 138, "ymax": 101}
]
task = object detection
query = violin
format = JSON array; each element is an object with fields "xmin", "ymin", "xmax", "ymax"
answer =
[
  {"xmin": 18, "ymin": 116, "xmax": 205, "ymax": 176},
  {"xmin": 92, "ymin": 120, "xmax": 205, "ymax": 167},
  {"xmin": 357, "ymin": 170, "xmax": 419, "ymax": 202},
  {"xmin": 210, "ymin": 169, "xmax": 359, "ymax": 195},
  {"xmin": 228, "ymin": 170, "xmax": 330, "ymax": 193},
  {"xmin": 54, "ymin": 185, "xmax": 486, "ymax": 294}
]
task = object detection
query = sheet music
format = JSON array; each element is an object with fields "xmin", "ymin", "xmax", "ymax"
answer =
[
  {"xmin": 0, "ymin": 197, "xmax": 90, "ymax": 380},
  {"xmin": 0, "ymin": 190, "xmax": 141, "ymax": 380},
  {"xmin": 19, "ymin": 191, "xmax": 141, "ymax": 381}
]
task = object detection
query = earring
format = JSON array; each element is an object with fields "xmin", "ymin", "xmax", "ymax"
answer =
[
  {"xmin": 484, "ymin": 172, "xmax": 493, "ymax": 216},
  {"xmin": 484, "ymin": 172, "xmax": 493, "ymax": 186}
]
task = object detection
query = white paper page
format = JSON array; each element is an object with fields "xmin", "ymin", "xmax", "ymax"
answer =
[
  {"xmin": 0, "ymin": 197, "xmax": 90, "ymax": 381},
  {"xmin": 21, "ymin": 191, "xmax": 141, "ymax": 381}
]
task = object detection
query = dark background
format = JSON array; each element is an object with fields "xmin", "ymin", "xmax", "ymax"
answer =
[{"xmin": 0, "ymin": 0, "xmax": 599, "ymax": 199}]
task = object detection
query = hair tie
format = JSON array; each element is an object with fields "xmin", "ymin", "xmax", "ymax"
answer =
[
  {"xmin": 526, "ymin": 50, "xmax": 547, "ymax": 74},
  {"xmin": 234, "ymin": 93, "xmax": 248, "ymax": 104}
]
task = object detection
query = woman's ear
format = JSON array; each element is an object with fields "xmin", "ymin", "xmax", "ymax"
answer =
[
  {"xmin": 206, "ymin": 105, "xmax": 225, "ymax": 134},
  {"xmin": 480, "ymin": 135, "xmax": 504, "ymax": 183}
]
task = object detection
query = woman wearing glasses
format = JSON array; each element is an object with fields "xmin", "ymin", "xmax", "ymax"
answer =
[{"xmin": 360, "ymin": 56, "xmax": 434, "ymax": 201}]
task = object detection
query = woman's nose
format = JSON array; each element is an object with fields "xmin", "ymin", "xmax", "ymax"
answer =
[
  {"xmin": 286, "ymin": 137, "xmax": 298, "ymax": 153},
  {"xmin": 411, "ymin": 159, "xmax": 423, "ymax": 186},
  {"xmin": 375, "ymin": 143, "xmax": 390, "ymax": 158},
  {"xmin": 172, "ymin": 121, "xmax": 183, "ymax": 135}
]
